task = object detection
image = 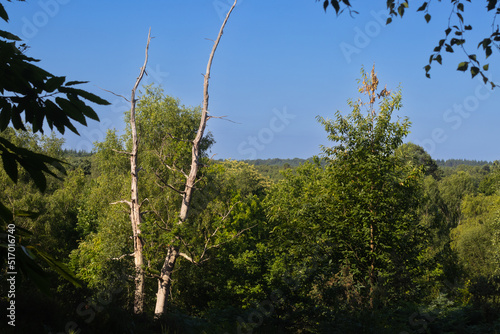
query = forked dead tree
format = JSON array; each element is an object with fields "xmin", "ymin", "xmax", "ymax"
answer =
[{"xmin": 154, "ymin": 0, "xmax": 238, "ymax": 317}]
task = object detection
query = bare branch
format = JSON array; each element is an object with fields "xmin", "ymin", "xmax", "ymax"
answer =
[
  {"xmin": 177, "ymin": 236, "xmax": 197, "ymax": 264},
  {"xmin": 111, "ymin": 253, "xmax": 134, "ymax": 261},
  {"xmin": 139, "ymin": 198, "xmax": 149, "ymax": 208},
  {"xmin": 206, "ymin": 115, "xmax": 240, "ymax": 124},
  {"xmin": 178, "ymin": 0, "xmax": 237, "ymax": 224},
  {"xmin": 220, "ymin": 201, "xmax": 240, "ymax": 222},
  {"xmin": 112, "ymin": 148, "xmax": 133, "ymax": 156},
  {"xmin": 111, "ymin": 200, "xmax": 132, "ymax": 207},
  {"xmin": 165, "ymin": 133, "xmax": 191, "ymax": 143},
  {"xmin": 210, "ymin": 224, "xmax": 257, "ymax": 250},
  {"xmin": 166, "ymin": 184, "xmax": 185, "ymax": 195},
  {"xmin": 153, "ymin": 169, "xmax": 185, "ymax": 195},
  {"xmin": 178, "ymin": 252, "xmax": 195, "ymax": 263},
  {"xmin": 96, "ymin": 86, "xmax": 130, "ymax": 102},
  {"xmin": 163, "ymin": 163, "xmax": 188, "ymax": 179},
  {"xmin": 132, "ymin": 27, "xmax": 151, "ymax": 98}
]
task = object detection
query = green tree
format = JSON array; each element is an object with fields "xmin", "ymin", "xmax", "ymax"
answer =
[
  {"xmin": 451, "ymin": 193, "xmax": 500, "ymax": 277},
  {"xmin": 396, "ymin": 142, "xmax": 440, "ymax": 179},
  {"xmin": 265, "ymin": 67, "xmax": 426, "ymax": 329},
  {"xmin": 438, "ymin": 170, "xmax": 476, "ymax": 227},
  {"xmin": 317, "ymin": 66, "xmax": 425, "ymax": 306}
]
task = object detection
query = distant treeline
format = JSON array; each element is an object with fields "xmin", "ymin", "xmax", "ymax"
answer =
[
  {"xmin": 436, "ymin": 158, "xmax": 493, "ymax": 167},
  {"xmin": 62, "ymin": 148, "xmax": 93, "ymax": 157},
  {"xmin": 242, "ymin": 157, "xmax": 310, "ymax": 167},
  {"xmin": 242, "ymin": 157, "xmax": 496, "ymax": 169}
]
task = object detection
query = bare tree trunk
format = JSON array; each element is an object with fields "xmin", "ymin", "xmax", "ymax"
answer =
[
  {"xmin": 154, "ymin": 245, "xmax": 178, "ymax": 317},
  {"xmin": 130, "ymin": 29, "xmax": 151, "ymax": 315},
  {"xmin": 111, "ymin": 29, "xmax": 151, "ymax": 314},
  {"xmin": 153, "ymin": 0, "xmax": 237, "ymax": 318}
]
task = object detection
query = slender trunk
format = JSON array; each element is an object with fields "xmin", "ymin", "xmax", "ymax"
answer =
[
  {"xmin": 129, "ymin": 29, "xmax": 151, "ymax": 314},
  {"xmin": 153, "ymin": 0, "xmax": 237, "ymax": 317},
  {"xmin": 131, "ymin": 162, "xmax": 144, "ymax": 314},
  {"xmin": 369, "ymin": 222, "xmax": 375, "ymax": 308},
  {"xmin": 130, "ymin": 107, "xmax": 144, "ymax": 314},
  {"xmin": 154, "ymin": 245, "xmax": 178, "ymax": 318}
]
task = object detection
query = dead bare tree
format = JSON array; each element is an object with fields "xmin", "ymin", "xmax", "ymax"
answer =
[
  {"xmin": 110, "ymin": 28, "xmax": 151, "ymax": 315},
  {"xmin": 153, "ymin": 0, "xmax": 238, "ymax": 317}
]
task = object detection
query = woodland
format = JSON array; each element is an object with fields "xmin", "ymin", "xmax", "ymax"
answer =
[{"xmin": 2, "ymin": 1, "xmax": 500, "ymax": 334}]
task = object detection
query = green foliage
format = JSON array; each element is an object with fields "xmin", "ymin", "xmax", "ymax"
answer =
[
  {"xmin": 397, "ymin": 142, "xmax": 439, "ymax": 178},
  {"xmin": 263, "ymin": 67, "xmax": 427, "ymax": 331},
  {"xmin": 0, "ymin": 1, "xmax": 109, "ymax": 294}
]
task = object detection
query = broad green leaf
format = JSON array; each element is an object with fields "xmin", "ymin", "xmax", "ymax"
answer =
[
  {"xmin": 487, "ymin": 0, "xmax": 497, "ymax": 11},
  {"xmin": 1, "ymin": 151, "xmax": 18, "ymax": 183},
  {"xmin": 56, "ymin": 97, "xmax": 87, "ymax": 126},
  {"xmin": 59, "ymin": 87, "xmax": 110, "ymax": 105},
  {"xmin": 68, "ymin": 94, "xmax": 100, "ymax": 121},
  {"xmin": 470, "ymin": 66, "xmax": 479, "ymax": 78},
  {"xmin": 0, "ymin": 3, "xmax": 8, "ymax": 22},
  {"xmin": 486, "ymin": 46, "xmax": 492, "ymax": 58},
  {"xmin": 30, "ymin": 247, "xmax": 83, "ymax": 288},
  {"xmin": 44, "ymin": 76, "xmax": 66, "ymax": 93},
  {"xmin": 331, "ymin": 0, "xmax": 340, "ymax": 14},
  {"xmin": 0, "ymin": 29, "xmax": 20, "ymax": 41},
  {"xmin": 457, "ymin": 61, "xmax": 469, "ymax": 71},
  {"xmin": 65, "ymin": 80, "xmax": 89, "ymax": 86},
  {"xmin": 0, "ymin": 100, "xmax": 11, "ymax": 131},
  {"xmin": 417, "ymin": 2, "xmax": 428, "ymax": 11}
]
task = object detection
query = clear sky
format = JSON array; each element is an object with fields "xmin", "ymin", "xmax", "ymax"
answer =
[{"xmin": 2, "ymin": 0, "xmax": 499, "ymax": 161}]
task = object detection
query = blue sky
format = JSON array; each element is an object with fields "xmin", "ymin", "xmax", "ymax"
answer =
[{"xmin": 2, "ymin": 0, "xmax": 499, "ymax": 161}]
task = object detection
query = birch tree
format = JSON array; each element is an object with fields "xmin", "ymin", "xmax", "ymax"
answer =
[
  {"xmin": 154, "ymin": 0, "xmax": 238, "ymax": 317},
  {"xmin": 109, "ymin": 29, "xmax": 151, "ymax": 314}
]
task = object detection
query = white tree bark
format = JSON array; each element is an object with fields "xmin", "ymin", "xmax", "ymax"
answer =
[
  {"xmin": 111, "ymin": 29, "xmax": 151, "ymax": 315},
  {"xmin": 153, "ymin": 0, "xmax": 237, "ymax": 318}
]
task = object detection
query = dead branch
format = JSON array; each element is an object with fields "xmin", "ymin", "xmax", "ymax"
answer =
[
  {"xmin": 110, "ymin": 200, "xmax": 132, "ymax": 207},
  {"xmin": 111, "ymin": 253, "xmax": 134, "ymax": 261},
  {"xmin": 153, "ymin": 169, "xmax": 185, "ymax": 195},
  {"xmin": 176, "ymin": 236, "xmax": 196, "ymax": 263},
  {"xmin": 139, "ymin": 198, "xmax": 149, "ymax": 208},
  {"xmin": 96, "ymin": 86, "xmax": 130, "ymax": 102},
  {"xmin": 178, "ymin": 0, "xmax": 237, "ymax": 224},
  {"xmin": 178, "ymin": 252, "xmax": 194, "ymax": 263},
  {"xmin": 165, "ymin": 133, "xmax": 191, "ymax": 143},
  {"xmin": 206, "ymin": 115, "xmax": 239, "ymax": 124},
  {"xmin": 112, "ymin": 148, "xmax": 133, "ymax": 156}
]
